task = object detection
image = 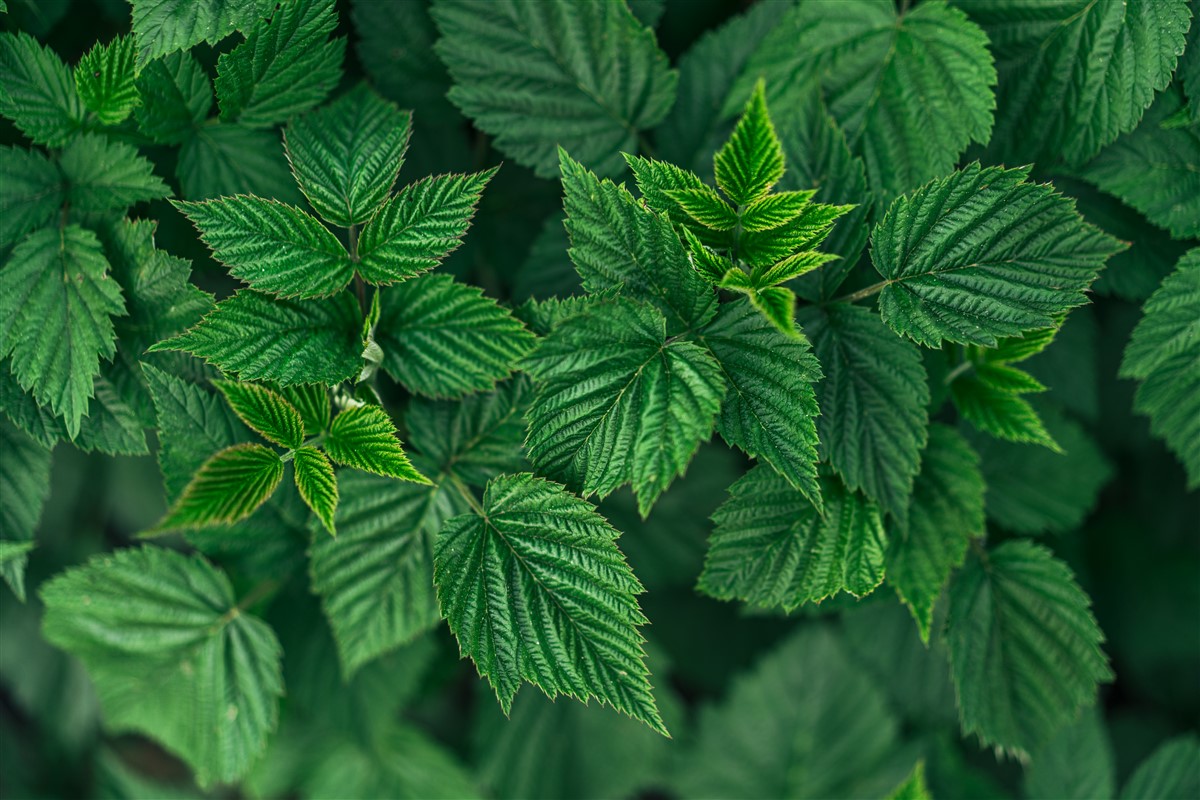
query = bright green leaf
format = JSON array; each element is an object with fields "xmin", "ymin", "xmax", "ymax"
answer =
[
  {"xmin": 714, "ymin": 80, "xmax": 783, "ymax": 206},
  {"xmin": 0, "ymin": 31, "xmax": 84, "ymax": 146},
  {"xmin": 667, "ymin": 186, "xmax": 738, "ymax": 231},
  {"xmin": 75, "ymin": 35, "xmax": 140, "ymax": 125},
  {"xmin": 153, "ymin": 443, "xmax": 285, "ymax": 531},
  {"xmin": 292, "ymin": 446, "xmax": 337, "ymax": 536},
  {"xmin": 324, "ymin": 404, "xmax": 428, "ymax": 484},
  {"xmin": 213, "ymin": 380, "xmax": 304, "ymax": 449}
]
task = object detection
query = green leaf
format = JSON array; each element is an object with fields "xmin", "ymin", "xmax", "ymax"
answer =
[
  {"xmin": 431, "ymin": 0, "xmax": 676, "ymax": 178},
  {"xmin": 523, "ymin": 299, "xmax": 724, "ymax": 516},
  {"xmin": 1024, "ymin": 706, "xmax": 1115, "ymax": 800},
  {"xmin": 699, "ymin": 467, "xmax": 887, "ymax": 610},
  {"xmin": 0, "ymin": 226, "xmax": 124, "ymax": 439},
  {"xmin": 559, "ymin": 150, "xmax": 715, "ymax": 332},
  {"xmin": 1120, "ymin": 248, "xmax": 1200, "ymax": 487},
  {"xmin": 277, "ymin": 383, "xmax": 329, "ymax": 438},
  {"xmin": 747, "ymin": 284, "xmax": 798, "ymax": 339},
  {"xmin": 135, "ymin": 50, "xmax": 212, "ymax": 144},
  {"xmin": 284, "ymin": 85, "xmax": 411, "ymax": 228},
  {"xmin": 803, "ymin": 303, "xmax": 929, "ymax": 520},
  {"xmin": 699, "ymin": 298, "xmax": 822, "ymax": 510},
  {"xmin": 178, "ymin": 123, "xmax": 303, "ymax": 203},
  {"xmin": 714, "ymin": 81, "xmax": 784, "ymax": 206},
  {"xmin": 963, "ymin": 0, "xmax": 1191, "ymax": 166},
  {"xmin": 0, "ymin": 417, "xmax": 50, "ymax": 601},
  {"xmin": 152, "ymin": 290, "xmax": 363, "ymax": 386},
  {"xmin": 324, "ymin": 404, "xmax": 428, "ymax": 484},
  {"xmin": 293, "ymin": 446, "xmax": 337, "ymax": 535},
  {"xmin": 0, "ymin": 31, "xmax": 84, "ymax": 147},
  {"xmin": 154, "ymin": 443, "xmax": 285, "ymax": 531},
  {"xmin": 215, "ymin": 0, "xmax": 343, "ymax": 128},
  {"xmin": 75, "ymin": 35, "xmax": 139, "ymax": 125},
  {"xmin": 356, "ymin": 169, "xmax": 496, "ymax": 285},
  {"xmin": 667, "ymin": 186, "xmax": 738, "ymax": 231},
  {"xmin": 886, "ymin": 425, "xmax": 983, "ymax": 641},
  {"xmin": 130, "ymin": 0, "xmax": 267, "ymax": 65},
  {"xmin": 40, "ymin": 546, "xmax": 283, "ymax": 787},
  {"xmin": 888, "ymin": 762, "xmax": 932, "ymax": 800},
  {"xmin": 675, "ymin": 626, "xmax": 910, "ymax": 800},
  {"xmin": 213, "ymin": 380, "xmax": 304, "ymax": 449},
  {"xmin": 734, "ymin": 0, "xmax": 996, "ymax": 204},
  {"xmin": 951, "ymin": 369, "xmax": 1061, "ymax": 452},
  {"xmin": 1079, "ymin": 88, "xmax": 1200, "ymax": 240},
  {"xmin": 872, "ymin": 163, "xmax": 1124, "ymax": 347},
  {"xmin": 1120, "ymin": 735, "xmax": 1200, "ymax": 800},
  {"xmin": 174, "ymin": 195, "xmax": 353, "ymax": 299},
  {"xmin": 0, "ymin": 145, "xmax": 64, "ymax": 249},
  {"xmin": 740, "ymin": 190, "xmax": 820, "ymax": 234},
  {"xmin": 310, "ymin": 471, "xmax": 464, "ymax": 677},
  {"xmin": 947, "ymin": 540, "xmax": 1113, "ymax": 755},
  {"xmin": 434, "ymin": 472, "xmax": 666, "ymax": 735},
  {"xmin": 59, "ymin": 134, "xmax": 170, "ymax": 214}
]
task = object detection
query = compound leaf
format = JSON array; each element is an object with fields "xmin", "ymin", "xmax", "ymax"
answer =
[
  {"xmin": 59, "ymin": 134, "xmax": 171, "ymax": 214},
  {"xmin": 75, "ymin": 35, "xmax": 140, "ymax": 125},
  {"xmin": 292, "ymin": 445, "xmax": 337, "ymax": 535},
  {"xmin": 154, "ymin": 443, "xmax": 285, "ymax": 531},
  {"xmin": 213, "ymin": 380, "xmax": 304, "ymax": 449},
  {"xmin": 434, "ymin": 472, "xmax": 666, "ymax": 735},
  {"xmin": 324, "ymin": 404, "xmax": 428, "ymax": 484},
  {"xmin": 0, "ymin": 31, "xmax": 84, "ymax": 147},
  {"xmin": 714, "ymin": 81, "xmax": 784, "ymax": 206},
  {"xmin": 431, "ymin": 0, "xmax": 676, "ymax": 178}
]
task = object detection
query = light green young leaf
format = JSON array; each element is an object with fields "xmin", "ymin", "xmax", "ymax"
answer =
[
  {"xmin": 135, "ymin": 50, "xmax": 212, "ymax": 144},
  {"xmin": 1120, "ymin": 248, "xmax": 1200, "ymax": 487},
  {"xmin": 324, "ymin": 404, "xmax": 428, "ymax": 484},
  {"xmin": 0, "ymin": 417, "xmax": 51, "ymax": 601},
  {"xmin": 740, "ymin": 190, "xmax": 816, "ymax": 234},
  {"xmin": 963, "ymin": 0, "xmax": 1191, "ymax": 166},
  {"xmin": 888, "ymin": 762, "xmax": 932, "ymax": 800},
  {"xmin": 523, "ymin": 298, "xmax": 723, "ymax": 516},
  {"xmin": 0, "ymin": 226, "xmax": 124, "ymax": 439},
  {"xmin": 1024, "ymin": 706, "xmax": 1115, "ymax": 800},
  {"xmin": 151, "ymin": 291, "xmax": 363, "ymax": 386},
  {"xmin": 277, "ymin": 383, "xmax": 329, "ymax": 438},
  {"xmin": 293, "ymin": 446, "xmax": 337, "ymax": 536},
  {"xmin": 178, "ymin": 123, "xmax": 303, "ymax": 203},
  {"xmin": 310, "ymin": 471, "xmax": 465, "ymax": 677},
  {"xmin": 1120, "ymin": 735, "xmax": 1200, "ymax": 800},
  {"xmin": 699, "ymin": 467, "xmax": 887, "ymax": 610},
  {"xmin": 375, "ymin": 274, "xmax": 535, "ymax": 399},
  {"xmin": 59, "ymin": 134, "xmax": 170, "ymax": 214},
  {"xmin": 698, "ymin": 297, "xmax": 822, "ymax": 510},
  {"xmin": 947, "ymin": 540, "xmax": 1113, "ymax": 755},
  {"xmin": 434, "ymin": 472, "xmax": 666, "ymax": 735},
  {"xmin": 714, "ymin": 80, "xmax": 784, "ymax": 206},
  {"xmin": 131, "ymin": 0, "xmax": 268, "ymax": 65},
  {"xmin": 622, "ymin": 155, "xmax": 718, "ymax": 246},
  {"xmin": 174, "ymin": 195, "xmax": 353, "ymax": 299},
  {"xmin": 668, "ymin": 185, "xmax": 738, "ymax": 231},
  {"xmin": 213, "ymin": 380, "xmax": 304, "ymax": 449},
  {"xmin": 153, "ymin": 443, "xmax": 285, "ymax": 531},
  {"xmin": 215, "ymin": 0, "xmax": 343, "ymax": 128},
  {"xmin": 0, "ymin": 31, "xmax": 84, "ymax": 146},
  {"xmin": 952, "ymin": 369, "xmax": 1061, "ymax": 452},
  {"xmin": 747, "ymin": 284, "xmax": 798, "ymax": 339},
  {"xmin": 560, "ymin": 151, "xmax": 715, "ymax": 332},
  {"xmin": 40, "ymin": 546, "xmax": 283, "ymax": 787},
  {"xmin": 75, "ymin": 35, "xmax": 140, "ymax": 125},
  {"xmin": 356, "ymin": 169, "xmax": 495, "ymax": 285},
  {"xmin": 886, "ymin": 425, "xmax": 983, "ymax": 641},
  {"xmin": 431, "ymin": 0, "xmax": 676, "ymax": 178},
  {"xmin": 872, "ymin": 163, "xmax": 1124, "ymax": 347},
  {"xmin": 0, "ymin": 146, "xmax": 64, "ymax": 249},
  {"xmin": 733, "ymin": 0, "xmax": 995, "ymax": 204},
  {"xmin": 284, "ymin": 85, "xmax": 411, "ymax": 228}
]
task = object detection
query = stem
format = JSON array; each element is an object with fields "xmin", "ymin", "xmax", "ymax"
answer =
[
  {"xmin": 943, "ymin": 359, "xmax": 974, "ymax": 385},
  {"xmin": 219, "ymin": 578, "xmax": 280, "ymax": 625},
  {"xmin": 348, "ymin": 224, "xmax": 367, "ymax": 311},
  {"xmin": 831, "ymin": 279, "xmax": 888, "ymax": 305},
  {"xmin": 448, "ymin": 473, "xmax": 485, "ymax": 517}
]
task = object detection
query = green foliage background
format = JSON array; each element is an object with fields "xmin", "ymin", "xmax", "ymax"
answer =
[{"xmin": 1, "ymin": 0, "xmax": 1198, "ymax": 798}]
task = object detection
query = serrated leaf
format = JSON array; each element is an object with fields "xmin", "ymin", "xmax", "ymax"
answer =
[
  {"xmin": 40, "ymin": 546, "xmax": 282, "ymax": 787},
  {"xmin": 75, "ymin": 35, "xmax": 139, "ymax": 125},
  {"xmin": 963, "ymin": 0, "xmax": 1191, "ymax": 166},
  {"xmin": 154, "ymin": 443, "xmax": 285, "ymax": 531},
  {"xmin": 356, "ymin": 169, "xmax": 495, "ymax": 285},
  {"xmin": 213, "ymin": 380, "xmax": 304, "ymax": 449},
  {"xmin": 1120, "ymin": 735, "xmax": 1200, "ymax": 800},
  {"xmin": 310, "ymin": 471, "xmax": 465, "ymax": 677},
  {"xmin": 699, "ymin": 467, "xmax": 887, "ymax": 610},
  {"xmin": 0, "ymin": 31, "xmax": 84, "ymax": 147},
  {"xmin": 292, "ymin": 446, "xmax": 336, "ymax": 535},
  {"xmin": 135, "ymin": 50, "xmax": 212, "ymax": 144},
  {"xmin": 560, "ymin": 151, "xmax": 715, "ymax": 332},
  {"xmin": 0, "ymin": 417, "xmax": 50, "ymax": 601},
  {"xmin": 748, "ymin": 285, "xmax": 798, "ymax": 339},
  {"xmin": 623, "ymin": 155, "xmax": 719, "ymax": 244},
  {"xmin": 872, "ymin": 163, "xmax": 1124, "ymax": 347},
  {"xmin": 0, "ymin": 226, "xmax": 124, "ymax": 439},
  {"xmin": 952, "ymin": 371, "xmax": 1060, "ymax": 452},
  {"xmin": 215, "ymin": 0, "xmax": 343, "ymax": 128},
  {"xmin": 152, "ymin": 290, "xmax": 363, "ymax": 386},
  {"xmin": 277, "ymin": 383, "xmax": 329, "ymax": 438},
  {"xmin": 714, "ymin": 81, "xmax": 783, "ymax": 206},
  {"xmin": 59, "ymin": 134, "xmax": 170, "ymax": 214},
  {"xmin": 131, "ymin": 0, "xmax": 268, "ymax": 65},
  {"xmin": 802, "ymin": 303, "xmax": 929, "ymax": 522},
  {"xmin": 740, "ymin": 190, "xmax": 814, "ymax": 233},
  {"xmin": 947, "ymin": 540, "xmax": 1113, "ymax": 755},
  {"xmin": 1119, "ymin": 248, "xmax": 1200, "ymax": 487},
  {"xmin": 324, "ymin": 404, "xmax": 427, "ymax": 484},
  {"xmin": 284, "ymin": 85, "xmax": 411, "ymax": 227},
  {"xmin": 523, "ymin": 299, "xmax": 723, "ymax": 515},
  {"xmin": 431, "ymin": 0, "xmax": 676, "ymax": 178},
  {"xmin": 1024, "ymin": 706, "xmax": 1115, "ymax": 800},
  {"xmin": 434, "ymin": 472, "xmax": 666, "ymax": 735},
  {"xmin": 668, "ymin": 186, "xmax": 738, "ymax": 231},
  {"xmin": 178, "ymin": 123, "xmax": 303, "ymax": 203},
  {"xmin": 0, "ymin": 146, "xmax": 64, "ymax": 249},
  {"xmin": 734, "ymin": 0, "xmax": 996, "ymax": 204},
  {"xmin": 699, "ymin": 298, "xmax": 822, "ymax": 509},
  {"xmin": 175, "ymin": 195, "xmax": 353, "ymax": 299},
  {"xmin": 886, "ymin": 425, "xmax": 983, "ymax": 641}
]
